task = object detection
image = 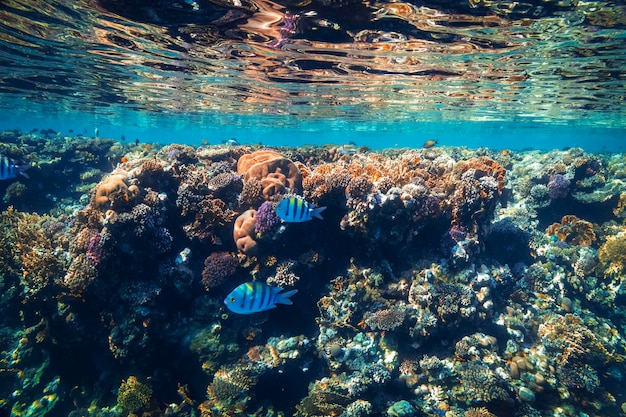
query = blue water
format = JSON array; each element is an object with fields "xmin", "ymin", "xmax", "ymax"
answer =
[{"xmin": 1, "ymin": 110, "xmax": 624, "ymax": 152}]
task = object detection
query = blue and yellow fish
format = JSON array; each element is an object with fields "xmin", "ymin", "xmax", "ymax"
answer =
[
  {"xmin": 224, "ymin": 282, "xmax": 298, "ymax": 314},
  {"xmin": 275, "ymin": 196, "xmax": 326, "ymax": 223},
  {"xmin": 0, "ymin": 154, "xmax": 29, "ymax": 180}
]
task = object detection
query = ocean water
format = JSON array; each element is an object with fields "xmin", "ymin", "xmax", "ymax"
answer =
[{"xmin": 1, "ymin": 1, "xmax": 626, "ymax": 417}]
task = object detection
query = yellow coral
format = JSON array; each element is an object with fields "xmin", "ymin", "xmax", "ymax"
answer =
[
  {"xmin": 117, "ymin": 376, "xmax": 152, "ymax": 412},
  {"xmin": 598, "ymin": 231, "xmax": 626, "ymax": 278}
]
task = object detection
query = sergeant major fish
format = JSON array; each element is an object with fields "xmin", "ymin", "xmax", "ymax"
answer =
[
  {"xmin": 0, "ymin": 155, "xmax": 29, "ymax": 180},
  {"xmin": 275, "ymin": 196, "xmax": 326, "ymax": 222},
  {"xmin": 224, "ymin": 282, "xmax": 298, "ymax": 314}
]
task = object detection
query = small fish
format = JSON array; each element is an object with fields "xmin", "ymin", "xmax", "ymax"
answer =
[
  {"xmin": 275, "ymin": 196, "xmax": 326, "ymax": 222},
  {"xmin": 422, "ymin": 139, "xmax": 438, "ymax": 149},
  {"xmin": 224, "ymin": 282, "xmax": 298, "ymax": 314},
  {"xmin": 0, "ymin": 155, "xmax": 29, "ymax": 180},
  {"xmin": 94, "ymin": 127, "xmax": 99, "ymax": 138},
  {"xmin": 222, "ymin": 138, "xmax": 240, "ymax": 146},
  {"xmin": 338, "ymin": 143, "xmax": 357, "ymax": 156}
]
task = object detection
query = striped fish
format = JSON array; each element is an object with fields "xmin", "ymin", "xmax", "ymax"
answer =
[
  {"xmin": 224, "ymin": 282, "xmax": 298, "ymax": 314},
  {"xmin": 0, "ymin": 154, "xmax": 29, "ymax": 180},
  {"xmin": 275, "ymin": 196, "xmax": 326, "ymax": 223}
]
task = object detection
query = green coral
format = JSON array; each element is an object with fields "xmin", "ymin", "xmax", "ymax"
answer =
[
  {"xmin": 0, "ymin": 207, "xmax": 68, "ymax": 298},
  {"xmin": 116, "ymin": 376, "xmax": 152, "ymax": 412}
]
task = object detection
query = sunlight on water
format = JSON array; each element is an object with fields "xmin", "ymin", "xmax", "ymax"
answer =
[{"xmin": 0, "ymin": 0, "xmax": 624, "ymax": 147}]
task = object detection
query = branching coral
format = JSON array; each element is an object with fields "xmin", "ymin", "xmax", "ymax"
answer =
[
  {"xmin": 364, "ymin": 305, "xmax": 406, "ymax": 331},
  {"xmin": 452, "ymin": 361, "xmax": 511, "ymax": 403},
  {"xmin": 0, "ymin": 207, "xmax": 68, "ymax": 297},
  {"xmin": 538, "ymin": 314, "xmax": 612, "ymax": 365}
]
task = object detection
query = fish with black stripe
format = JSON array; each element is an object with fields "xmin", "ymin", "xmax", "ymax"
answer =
[
  {"xmin": 0, "ymin": 154, "xmax": 29, "ymax": 180},
  {"xmin": 275, "ymin": 196, "xmax": 326, "ymax": 223},
  {"xmin": 224, "ymin": 282, "xmax": 298, "ymax": 314}
]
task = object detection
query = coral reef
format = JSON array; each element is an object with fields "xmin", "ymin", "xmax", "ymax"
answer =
[
  {"xmin": 201, "ymin": 252, "xmax": 239, "ymax": 289},
  {"xmin": 2, "ymin": 131, "xmax": 626, "ymax": 417},
  {"xmin": 116, "ymin": 376, "xmax": 153, "ymax": 412},
  {"xmin": 237, "ymin": 150, "xmax": 302, "ymax": 200},
  {"xmin": 233, "ymin": 209, "xmax": 258, "ymax": 255}
]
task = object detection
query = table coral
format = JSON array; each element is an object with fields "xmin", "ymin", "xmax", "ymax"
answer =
[{"xmin": 237, "ymin": 150, "xmax": 302, "ymax": 200}]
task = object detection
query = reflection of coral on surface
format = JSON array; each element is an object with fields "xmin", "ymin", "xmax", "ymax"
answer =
[{"xmin": 237, "ymin": 150, "xmax": 302, "ymax": 200}]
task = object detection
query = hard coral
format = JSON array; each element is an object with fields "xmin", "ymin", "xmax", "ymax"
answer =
[
  {"xmin": 254, "ymin": 201, "xmax": 281, "ymax": 238},
  {"xmin": 365, "ymin": 306, "xmax": 406, "ymax": 331},
  {"xmin": 93, "ymin": 173, "xmax": 139, "ymax": 210},
  {"xmin": 233, "ymin": 209, "xmax": 258, "ymax": 255},
  {"xmin": 237, "ymin": 150, "xmax": 302, "ymax": 200},
  {"xmin": 547, "ymin": 174, "xmax": 570, "ymax": 199},
  {"xmin": 116, "ymin": 376, "xmax": 153, "ymax": 412},
  {"xmin": 201, "ymin": 252, "xmax": 238, "ymax": 289},
  {"xmin": 598, "ymin": 231, "xmax": 626, "ymax": 277}
]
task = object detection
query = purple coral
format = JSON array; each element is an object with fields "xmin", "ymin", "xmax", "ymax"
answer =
[
  {"xmin": 254, "ymin": 201, "xmax": 281, "ymax": 238},
  {"xmin": 548, "ymin": 174, "xmax": 570, "ymax": 199},
  {"xmin": 86, "ymin": 232, "xmax": 104, "ymax": 265},
  {"xmin": 201, "ymin": 252, "xmax": 239, "ymax": 288}
]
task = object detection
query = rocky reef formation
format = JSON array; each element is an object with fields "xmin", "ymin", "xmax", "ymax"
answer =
[{"xmin": 1, "ymin": 131, "xmax": 626, "ymax": 417}]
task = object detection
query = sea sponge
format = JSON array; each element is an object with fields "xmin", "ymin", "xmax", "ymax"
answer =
[
  {"xmin": 233, "ymin": 209, "xmax": 258, "ymax": 255},
  {"xmin": 237, "ymin": 150, "xmax": 302, "ymax": 200}
]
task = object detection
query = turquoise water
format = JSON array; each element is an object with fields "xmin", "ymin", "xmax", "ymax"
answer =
[{"xmin": 1, "ymin": 111, "xmax": 624, "ymax": 152}]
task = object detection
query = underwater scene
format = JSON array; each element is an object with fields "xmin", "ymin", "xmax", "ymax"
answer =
[{"xmin": 1, "ymin": 0, "xmax": 626, "ymax": 417}]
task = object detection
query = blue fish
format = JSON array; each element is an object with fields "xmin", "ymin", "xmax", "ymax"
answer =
[
  {"xmin": 0, "ymin": 155, "xmax": 29, "ymax": 180},
  {"xmin": 224, "ymin": 282, "xmax": 298, "ymax": 314},
  {"xmin": 275, "ymin": 196, "xmax": 326, "ymax": 223}
]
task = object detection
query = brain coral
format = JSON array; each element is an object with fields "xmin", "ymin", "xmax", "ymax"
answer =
[{"xmin": 237, "ymin": 150, "xmax": 302, "ymax": 200}]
